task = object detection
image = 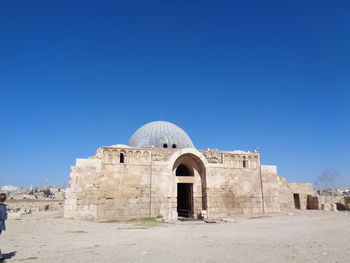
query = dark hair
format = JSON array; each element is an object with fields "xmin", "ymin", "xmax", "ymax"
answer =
[{"xmin": 0, "ymin": 193, "xmax": 6, "ymax": 202}]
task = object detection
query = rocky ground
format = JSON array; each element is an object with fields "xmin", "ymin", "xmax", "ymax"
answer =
[
  {"xmin": 1, "ymin": 209, "xmax": 349, "ymax": 263},
  {"xmin": 6, "ymin": 200, "xmax": 64, "ymax": 217}
]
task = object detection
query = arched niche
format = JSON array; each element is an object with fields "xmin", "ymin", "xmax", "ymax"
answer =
[{"xmin": 171, "ymin": 151, "xmax": 208, "ymax": 217}]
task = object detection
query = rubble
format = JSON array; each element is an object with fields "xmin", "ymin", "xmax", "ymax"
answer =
[
  {"xmin": 0, "ymin": 185, "xmax": 65, "ymax": 201},
  {"xmin": 1, "ymin": 185, "xmax": 66, "ymax": 217}
]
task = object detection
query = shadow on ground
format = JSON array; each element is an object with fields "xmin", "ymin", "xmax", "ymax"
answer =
[{"xmin": 1, "ymin": 251, "xmax": 16, "ymax": 261}]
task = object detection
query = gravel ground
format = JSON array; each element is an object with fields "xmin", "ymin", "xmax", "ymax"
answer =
[{"xmin": 1, "ymin": 209, "xmax": 350, "ymax": 263}]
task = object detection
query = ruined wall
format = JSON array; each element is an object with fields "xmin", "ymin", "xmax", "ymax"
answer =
[
  {"xmin": 318, "ymin": 196, "xmax": 349, "ymax": 211},
  {"xmin": 278, "ymin": 176, "xmax": 314, "ymax": 210},
  {"xmin": 7, "ymin": 200, "xmax": 64, "ymax": 214},
  {"xmin": 64, "ymin": 158, "xmax": 101, "ymax": 219},
  {"xmin": 345, "ymin": 197, "xmax": 350, "ymax": 210},
  {"xmin": 278, "ymin": 177, "xmax": 293, "ymax": 209},
  {"xmin": 289, "ymin": 183, "xmax": 314, "ymax": 210},
  {"xmin": 307, "ymin": 195, "xmax": 319, "ymax": 209},
  {"xmin": 261, "ymin": 165, "xmax": 280, "ymax": 213}
]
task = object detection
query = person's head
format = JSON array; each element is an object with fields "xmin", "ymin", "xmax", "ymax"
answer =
[{"xmin": 0, "ymin": 193, "xmax": 6, "ymax": 202}]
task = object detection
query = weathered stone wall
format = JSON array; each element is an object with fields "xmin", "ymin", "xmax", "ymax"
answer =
[
  {"xmin": 7, "ymin": 200, "xmax": 64, "ymax": 213},
  {"xmin": 345, "ymin": 197, "xmax": 350, "ymax": 210},
  {"xmin": 278, "ymin": 176, "xmax": 293, "ymax": 209},
  {"xmin": 278, "ymin": 176, "xmax": 314, "ymax": 210},
  {"xmin": 318, "ymin": 196, "xmax": 349, "ymax": 211},
  {"xmin": 206, "ymin": 166, "xmax": 264, "ymax": 219},
  {"xmin": 65, "ymin": 147, "xmax": 179, "ymax": 221},
  {"xmin": 261, "ymin": 165, "xmax": 280, "ymax": 213},
  {"xmin": 149, "ymin": 163, "xmax": 177, "ymax": 220},
  {"xmin": 289, "ymin": 183, "xmax": 314, "ymax": 210},
  {"xmin": 97, "ymin": 164, "xmax": 152, "ymax": 220},
  {"xmin": 65, "ymin": 146, "xmax": 315, "ymax": 221},
  {"xmin": 64, "ymin": 159, "xmax": 101, "ymax": 219},
  {"xmin": 307, "ymin": 195, "xmax": 319, "ymax": 209},
  {"xmin": 204, "ymin": 152, "xmax": 279, "ymax": 219}
]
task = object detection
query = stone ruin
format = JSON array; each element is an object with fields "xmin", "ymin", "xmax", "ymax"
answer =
[{"xmin": 63, "ymin": 121, "xmax": 349, "ymax": 221}]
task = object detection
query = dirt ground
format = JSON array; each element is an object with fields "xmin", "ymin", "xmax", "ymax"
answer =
[{"xmin": 1, "ymin": 210, "xmax": 349, "ymax": 263}]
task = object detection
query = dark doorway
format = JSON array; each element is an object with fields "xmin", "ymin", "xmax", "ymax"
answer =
[
  {"xmin": 294, "ymin": 193, "xmax": 301, "ymax": 209},
  {"xmin": 307, "ymin": 195, "xmax": 319, "ymax": 210},
  {"xmin": 176, "ymin": 164, "xmax": 192, "ymax": 177},
  {"xmin": 336, "ymin": 203, "xmax": 346, "ymax": 211},
  {"xmin": 177, "ymin": 183, "xmax": 193, "ymax": 218}
]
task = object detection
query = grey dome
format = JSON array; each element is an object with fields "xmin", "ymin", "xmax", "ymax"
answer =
[{"xmin": 128, "ymin": 121, "xmax": 195, "ymax": 149}]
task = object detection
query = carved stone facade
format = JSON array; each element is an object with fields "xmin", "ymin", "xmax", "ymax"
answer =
[
  {"xmin": 102, "ymin": 147, "xmax": 151, "ymax": 165},
  {"xmin": 65, "ymin": 145, "xmax": 314, "ymax": 221}
]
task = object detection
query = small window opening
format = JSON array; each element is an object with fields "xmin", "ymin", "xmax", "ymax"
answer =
[
  {"xmin": 243, "ymin": 160, "xmax": 247, "ymax": 168},
  {"xmin": 120, "ymin": 153, "xmax": 124, "ymax": 163},
  {"xmin": 172, "ymin": 144, "xmax": 177, "ymax": 148},
  {"xmin": 163, "ymin": 143, "xmax": 168, "ymax": 148}
]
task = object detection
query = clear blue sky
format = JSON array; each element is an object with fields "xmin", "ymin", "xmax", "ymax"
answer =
[{"xmin": 1, "ymin": 0, "xmax": 349, "ymax": 188}]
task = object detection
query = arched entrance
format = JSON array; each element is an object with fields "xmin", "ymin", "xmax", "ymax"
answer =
[{"xmin": 171, "ymin": 150, "xmax": 208, "ymax": 219}]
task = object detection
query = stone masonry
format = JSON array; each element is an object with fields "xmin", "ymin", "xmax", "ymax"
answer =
[{"xmin": 64, "ymin": 146, "xmax": 313, "ymax": 221}]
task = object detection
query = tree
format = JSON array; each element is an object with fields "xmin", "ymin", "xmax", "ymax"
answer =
[
  {"xmin": 43, "ymin": 188, "xmax": 52, "ymax": 198},
  {"xmin": 314, "ymin": 168, "xmax": 339, "ymax": 195}
]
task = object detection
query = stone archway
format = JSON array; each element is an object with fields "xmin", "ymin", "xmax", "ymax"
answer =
[{"xmin": 169, "ymin": 149, "xmax": 208, "ymax": 218}]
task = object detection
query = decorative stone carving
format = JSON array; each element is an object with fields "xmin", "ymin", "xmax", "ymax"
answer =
[
  {"xmin": 152, "ymin": 153, "xmax": 163, "ymax": 161},
  {"xmin": 103, "ymin": 150, "xmax": 109, "ymax": 164},
  {"xmin": 224, "ymin": 154, "xmax": 256, "ymax": 168},
  {"xmin": 234, "ymin": 157, "xmax": 241, "ymax": 168},
  {"xmin": 128, "ymin": 151, "xmax": 133, "ymax": 164},
  {"xmin": 102, "ymin": 149, "xmax": 117, "ymax": 164},
  {"xmin": 142, "ymin": 151, "xmax": 149, "ymax": 161},
  {"xmin": 224, "ymin": 154, "xmax": 236, "ymax": 168},
  {"xmin": 249, "ymin": 156, "xmax": 257, "ymax": 169},
  {"xmin": 202, "ymin": 150, "xmax": 222, "ymax": 163},
  {"xmin": 223, "ymin": 154, "xmax": 259, "ymax": 169},
  {"xmin": 108, "ymin": 152, "xmax": 114, "ymax": 164},
  {"xmin": 135, "ymin": 151, "xmax": 141, "ymax": 161}
]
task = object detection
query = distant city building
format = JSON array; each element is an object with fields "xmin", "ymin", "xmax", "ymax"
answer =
[
  {"xmin": 1, "ymin": 185, "xmax": 19, "ymax": 191},
  {"xmin": 318, "ymin": 188, "xmax": 350, "ymax": 197}
]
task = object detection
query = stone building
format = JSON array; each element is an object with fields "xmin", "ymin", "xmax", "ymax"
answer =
[{"xmin": 64, "ymin": 121, "xmax": 315, "ymax": 221}]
